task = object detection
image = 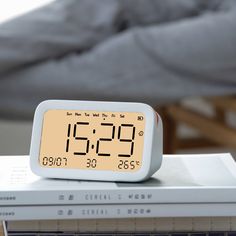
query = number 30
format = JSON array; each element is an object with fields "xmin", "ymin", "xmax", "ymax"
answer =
[{"xmin": 86, "ymin": 159, "xmax": 97, "ymax": 168}]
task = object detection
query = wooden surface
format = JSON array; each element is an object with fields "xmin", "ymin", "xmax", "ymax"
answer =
[
  {"xmin": 161, "ymin": 95, "xmax": 236, "ymax": 153},
  {"xmin": 167, "ymin": 105, "xmax": 236, "ymax": 148},
  {"xmin": 208, "ymin": 96, "xmax": 236, "ymax": 112},
  {"xmin": 0, "ymin": 222, "xmax": 4, "ymax": 236}
]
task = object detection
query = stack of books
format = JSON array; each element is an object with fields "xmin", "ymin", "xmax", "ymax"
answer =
[{"xmin": 1, "ymin": 153, "xmax": 236, "ymax": 235}]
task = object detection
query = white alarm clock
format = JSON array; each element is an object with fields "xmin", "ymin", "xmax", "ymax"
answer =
[{"xmin": 30, "ymin": 100, "xmax": 163, "ymax": 182}]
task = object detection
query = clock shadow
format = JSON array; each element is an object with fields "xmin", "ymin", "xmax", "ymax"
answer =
[{"xmin": 116, "ymin": 177, "xmax": 163, "ymax": 188}]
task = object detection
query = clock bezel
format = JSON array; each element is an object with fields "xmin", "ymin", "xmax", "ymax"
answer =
[{"xmin": 30, "ymin": 100, "xmax": 158, "ymax": 182}]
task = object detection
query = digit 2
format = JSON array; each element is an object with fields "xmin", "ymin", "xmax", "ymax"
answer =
[{"xmin": 96, "ymin": 123, "xmax": 115, "ymax": 156}]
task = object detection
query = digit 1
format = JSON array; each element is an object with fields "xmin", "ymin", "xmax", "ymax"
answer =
[
  {"xmin": 118, "ymin": 124, "xmax": 135, "ymax": 157},
  {"xmin": 74, "ymin": 122, "xmax": 90, "ymax": 156},
  {"xmin": 66, "ymin": 123, "xmax": 71, "ymax": 152}
]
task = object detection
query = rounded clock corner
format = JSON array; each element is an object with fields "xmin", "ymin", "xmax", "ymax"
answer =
[
  {"xmin": 34, "ymin": 100, "xmax": 56, "ymax": 115},
  {"xmin": 30, "ymin": 157, "xmax": 41, "ymax": 175}
]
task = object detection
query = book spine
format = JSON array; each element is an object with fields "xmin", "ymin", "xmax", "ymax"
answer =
[
  {"xmin": 1, "ymin": 188, "xmax": 236, "ymax": 206},
  {"xmin": 1, "ymin": 203, "xmax": 236, "ymax": 220}
]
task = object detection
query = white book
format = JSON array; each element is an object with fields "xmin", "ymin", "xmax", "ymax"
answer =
[
  {"xmin": 0, "ymin": 153, "xmax": 236, "ymax": 206},
  {"xmin": 1, "ymin": 202, "xmax": 236, "ymax": 220}
]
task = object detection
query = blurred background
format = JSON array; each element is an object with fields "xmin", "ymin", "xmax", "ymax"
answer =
[
  {"xmin": 0, "ymin": 0, "xmax": 52, "ymax": 155},
  {"xmin": 0, "ymin": 0, "xmax": 236, "ymax": 157}
]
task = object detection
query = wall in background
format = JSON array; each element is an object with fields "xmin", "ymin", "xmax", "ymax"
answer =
[
  {"xmin": 0, "ymin": 0, "xmax": 53, "ymax": 24},
  {"xmin": 0, "ymin": 120, "xmax": 32, "ymax": 155}
]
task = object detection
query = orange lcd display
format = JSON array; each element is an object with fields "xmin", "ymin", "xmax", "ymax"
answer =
[{"xmin": 39, "ymin": 110, "xmax": 145, "ymax": 172}]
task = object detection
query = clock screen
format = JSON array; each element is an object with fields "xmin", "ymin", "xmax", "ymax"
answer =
[{"xmin": 39, "ymin": 110, "xmax": 145, "ymax": 172}]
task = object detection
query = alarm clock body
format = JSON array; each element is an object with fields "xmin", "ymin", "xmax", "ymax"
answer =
[{"xmin": 30, "ymin": 100, "xmax": 163, "ymax": 182}]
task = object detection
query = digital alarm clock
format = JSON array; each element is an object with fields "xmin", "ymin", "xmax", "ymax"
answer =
[{"xmin": 30, "ymin": 100, "xmax": 163, "ymax": 182}]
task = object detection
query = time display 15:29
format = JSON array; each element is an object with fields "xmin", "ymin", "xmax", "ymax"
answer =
[{"xmin": 39, "ymin": 110, "xmax": 145, "ymax": 172}]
